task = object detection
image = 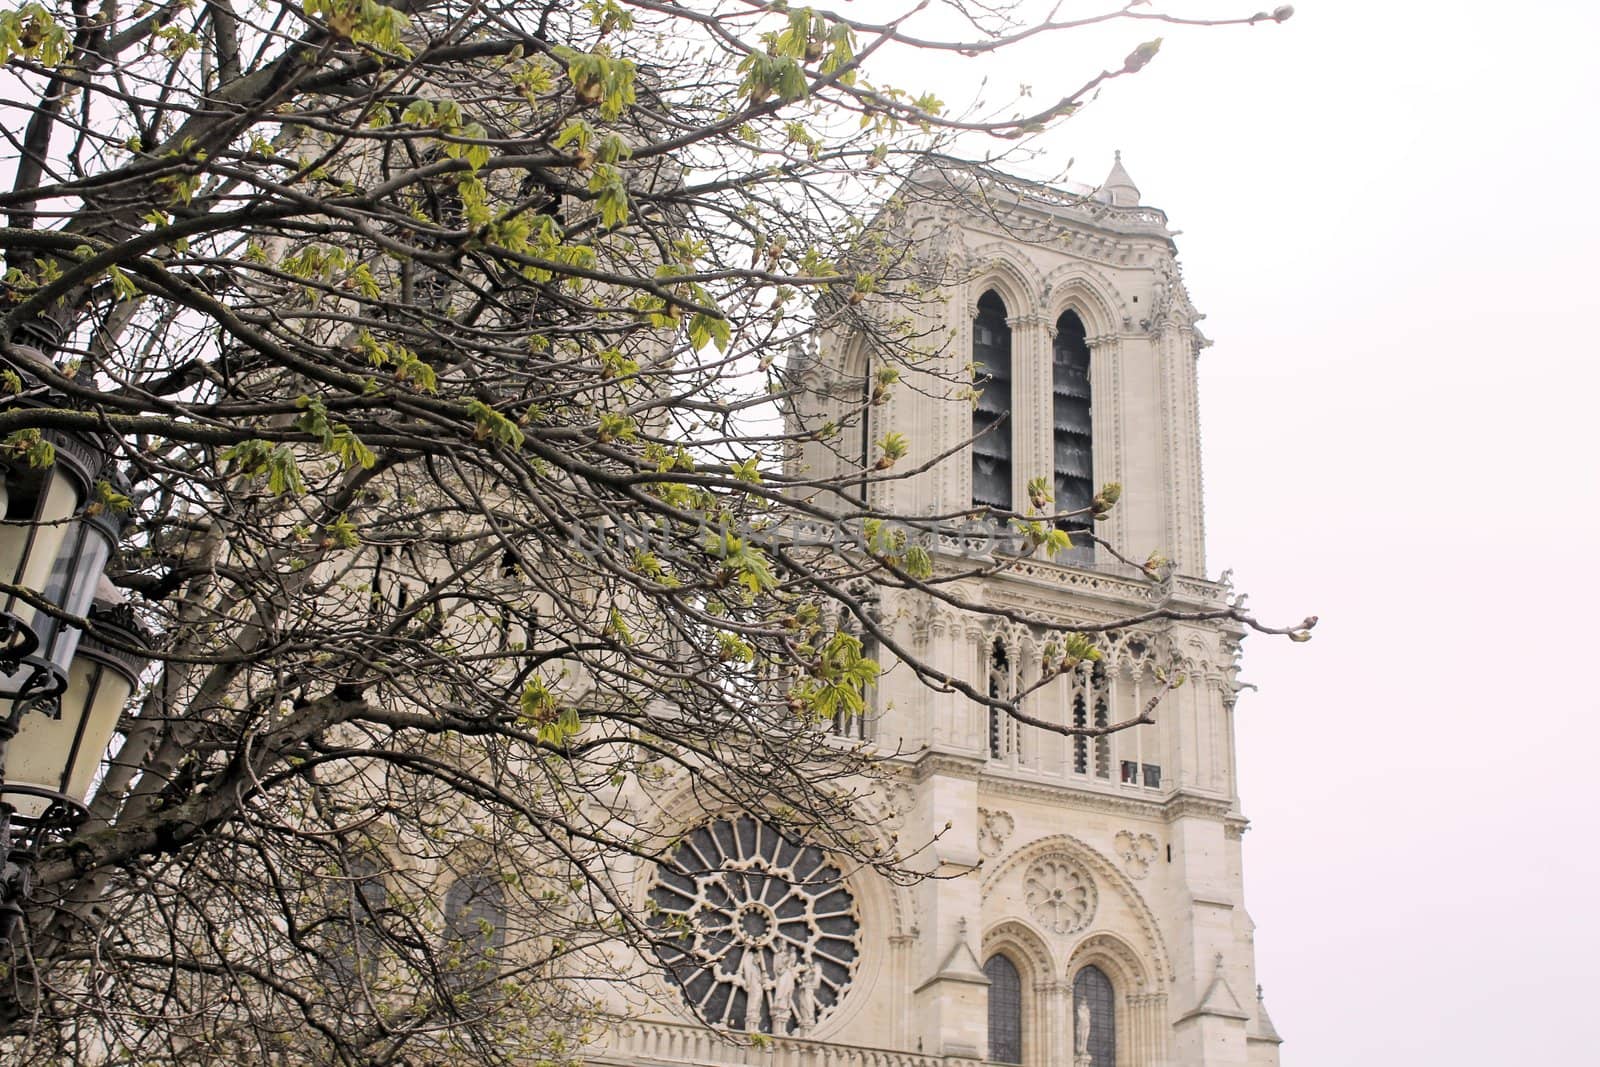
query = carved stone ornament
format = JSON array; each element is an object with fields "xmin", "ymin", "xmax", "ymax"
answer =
[
  {"xmin": 977, "ymin": 808, "xmax": 1015, "ymax": 859},
  {"xmin": 1114, "ymin": 830, "xmax": 1161, "ymax": 880},
  {"xmin": 881, "ymin": 782, "xmax": 915, "ymax": 831},
  {"xmin": 1022, "ymin": 856, "xmax": 1097, "ymax": 935},
  {"xmin": 648, "ymin": 815, "xmax": 861, "ymax": 1035}
]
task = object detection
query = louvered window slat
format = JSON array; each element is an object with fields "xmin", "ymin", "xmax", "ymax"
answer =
[
  {"xmin": 1052, "ymin": 312, "xmax": 1093, "ymax": 563},
  {"xmin": 973, "ymin": 292, "xmax": 1013, "ymax": 511}
]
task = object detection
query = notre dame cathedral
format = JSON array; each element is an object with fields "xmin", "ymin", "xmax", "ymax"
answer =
[{"xmin": 593, "ymin": 157, "xmax": 1285, "ymax": 1067}]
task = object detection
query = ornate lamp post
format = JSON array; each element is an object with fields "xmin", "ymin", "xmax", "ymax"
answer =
[{"xmin": 0, "ymin": 351, "xmax": 136, "ymax": 941}]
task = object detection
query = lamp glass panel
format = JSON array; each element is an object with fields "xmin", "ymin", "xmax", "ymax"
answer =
[
  {"xmin": 8, "ymin": 653, "xmax": 133, "ymax": 815},
  {"xmin": 31, "ymin": 520, "xmax": 114, "ymax": 674},
  {"xmin": 0, "ymin": 465, "xmax": 82, "ymax": 613}
]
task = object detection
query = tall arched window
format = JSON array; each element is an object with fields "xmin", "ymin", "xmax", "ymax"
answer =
[
  {"xmin": 327, "ymin": 854, "xmax": 388, "ymax": 984},
  {"xmin": 1070, "ymin": 660, "xmax": 1110, "ymax": 779},
  {"xmin": 1052, "ymin": 310, "xmax": 1092, "ymax": 560},
  {"xmin": 444, "ymin": 873, "xmax": 507, "ymax": 987},
  {"xmin": 1072, "ymin": 965, "xmax": 1116, "ymax": 1067},
  {"xmin": 988, "ymin": 639, "xmax": 1014, "ymax": 760},
  {"xmin": 973, "ymin": 291, "xmax": 1013, "ymax": 511},
  {"xmin": 984, "ymin": 953, "xmax": 1023, "ymax": 1064}
]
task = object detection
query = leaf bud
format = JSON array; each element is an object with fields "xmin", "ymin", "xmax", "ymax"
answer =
[{"xmin": 1122, "ymin": 38, "xmax": 1162, "ymax": 75}]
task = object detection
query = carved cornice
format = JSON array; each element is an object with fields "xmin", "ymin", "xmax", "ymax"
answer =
[
  {"xmin": 1163, "ymin": 791, "xmax": 1240, "ymax": 823},
  {"xmin": 927, "ymin": 551, "xmax": 1233, "ymax": 615},
  {"xmin": 972, "ymin": 777, "xmax": 1244, "ymax": 828},
  {"xmin": 977, "ymin": 773, "xmax": 1167, "ymax": 822},
  {"xmin": 907, "ymin": 750, "xmax": 987, "ymax": 783},
  {"xmin": 593, "ymin": 1019, "xmax": 948, "ymax": 1067}
]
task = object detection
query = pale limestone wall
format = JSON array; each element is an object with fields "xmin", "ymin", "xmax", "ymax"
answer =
[{"xmin": 606, "ymin": 173, "xmax": 1281, "ymax": 1067}]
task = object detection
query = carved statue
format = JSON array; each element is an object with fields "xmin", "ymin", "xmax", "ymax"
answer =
[
  {"xmin": 1075, "ymin": 998, "xmax": 1092, "ymax": 1056},
  {"xmin": 768, "ymin": 944, "xmax": 800, "ymax": 1033},
  {"xmin": 720, "ymin": 947, "xmax": 768, "ymax": 1032},
  {"xmin": 793, "ymin": 954, "xmax": 824, "ymax": 1032}
]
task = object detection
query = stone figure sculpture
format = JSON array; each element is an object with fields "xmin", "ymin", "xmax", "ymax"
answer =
[
  {"xmin": 1075, "ymin": 998, "xmax": 1092, "ymax": 1057},
  {"xmin": 720, "ymin": 948, "xmax": 768, "ymax": 1032},
  {"xmin": 768, "ymin": 944, "xmax": 800, "ymax": 1033},
  {"xmin": 794, "ymin": 954, "xmax": 824, "ymax": 1031}
]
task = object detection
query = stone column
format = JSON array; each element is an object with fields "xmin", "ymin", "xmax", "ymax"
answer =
[{"xmin": 1007, "ymin": 313, "xmax": 1049, "ymax": 516}]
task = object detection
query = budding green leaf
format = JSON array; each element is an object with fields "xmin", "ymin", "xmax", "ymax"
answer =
[{"xmin": 1122, "ymin": 38, "xmax": 1162, "ymax": 75}]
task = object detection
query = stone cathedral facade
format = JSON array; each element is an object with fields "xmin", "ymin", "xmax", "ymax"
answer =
[{"xmin": 591, "ymin": 159, "xmax": 1284, "ymax": 1067}]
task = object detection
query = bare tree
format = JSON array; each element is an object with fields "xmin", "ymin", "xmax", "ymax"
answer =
[{"xmin": 0, "ymin": 1, "xmax": 1300, "ymax": 1062}]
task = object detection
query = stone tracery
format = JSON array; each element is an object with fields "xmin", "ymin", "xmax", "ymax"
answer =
[
  {"xmin": 648, "ymin": 815, "xmax": 861, "ymax": 1035},
  {"xmin": 1022, "ymin": 856, "xmax": 1097, "ymax": 935}
]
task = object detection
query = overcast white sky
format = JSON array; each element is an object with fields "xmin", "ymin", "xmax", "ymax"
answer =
[
  {"xmin": 927, "ymin": 1, "xmax": 1600, "ymax": 1061},
  {"xmin": 744, "ymin": 1, "xmax": 1597, "ymax": 1054}
]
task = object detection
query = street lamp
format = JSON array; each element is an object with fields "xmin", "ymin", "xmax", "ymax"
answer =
[
  {"xmin": 0, "ymin": 352, "xmax": 130, "ymax": 939},
  {"xmin": 0, "ymin": 585, "xmax": 147, "ymax": 941},
  {"xmin": 0, "ymin": 425, "xmax": 110, "ymax": 703},
  {"xmin": 3, "ymin": 580, "xmax": 147, "ymax": 823}
]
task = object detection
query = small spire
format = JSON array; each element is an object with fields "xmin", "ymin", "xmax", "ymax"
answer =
[
  {"xmin": 1101, "ymin": 150, "xmax": 1141, "ymax": 207},
  {"xmin": 1253, "ymin": 983, "xmax": 1284, "ymax": 1044}
]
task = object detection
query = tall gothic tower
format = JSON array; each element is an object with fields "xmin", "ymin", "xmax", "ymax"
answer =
[{"xmin": 599, "ymin": 160, "xmax": 1283, "ymax": 1067}]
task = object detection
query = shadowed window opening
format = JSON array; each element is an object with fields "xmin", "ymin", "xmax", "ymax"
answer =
[
  {"xmin": 988, "ymin": 640, "xmax": 1014, "ymax": 760},
  {"xmin": 984, "ymin": 953, "xmax": 1023, "ymax": 1064},
  {"xmin": 1052, "ymin": 310, "xmax": 1093, "ymax": 564},
  {"xmin": 973, "ymin": 291, "xmax": 1013, "ymax": 512},
  {"xmin": 1072, "ymin": 965, "xmax": 1116, "ymax": 1067},
  {"xmin": 443, "ymin": 873, "xmax": 507, "ymax": 988},
  {"xmin": 1071, "ymin": 661, "xmax": 1110, "ymax": 777}
]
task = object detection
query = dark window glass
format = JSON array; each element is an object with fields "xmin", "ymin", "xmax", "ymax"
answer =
[
  {"xmin": 326, "ymin": 855, "xmax": 387, "ymax": 988},
  {"xmin": 444, "ymin": 873, "xmax": 507, "ymax": 987},
  {"xmin": 1121, "ymin": 760, "xmax": 1139, "ymax": 784},
  {"xmin": 984, "ymin": 954, "xmax": 1023, "ymax": 1064},
  {"xmin": 1092, "ymin": 669, "xmax": 1110, "ymax": 779},
  {"xmin": 1142, "ymin": 763, "xmax": 1162, "ymax": 789},
  {"xmin": 1071, "ymin": 687, "xmax": 1088, "ymax": 775},
  {"xmin": 857, "ymin": 362, "xmax": 874, "ymax": 507},
  {"xmin": 832, "ymin": 602, "xmax": 874, "ymax": 739},
  {"xmin": 973, "ymin": 291, "xmax": 1013, "ymax": 511},
  {"xmin": 988, "ymin": 640, "xmax": 1010, "ymax": 759},
  {"xmin": 1052, "ymin": 311, "xmax": 1093, "ymax": 564},
  {"xmin": 1071, "ymin": 661, "xmax": 1109, "ymax": 777},
  {"xmin": 1073, "ymin": 965, "xmax": 1116, "ymax": 1067}
]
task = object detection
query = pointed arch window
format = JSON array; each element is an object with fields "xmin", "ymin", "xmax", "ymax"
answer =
[
  {"xmin": 973, "ymin": 291, "xmax": 1013, "ymax": 511},
  {"xmin": 987, "ymin": 639, "xmax": 1015, "ymax": 761},
  {"xmin": 443, "ymin": 873, "xmax": 507, "ymax": 987},
  {"xmin": 1072, "ymin": 965, "xmax": 1116, "ymax": 1067},
  {"xmin": 831, "ymin": 593, "xmax": 877, "ymax": 740},
  {"xmin": 1070, "ymin": 660, "xmax": 1110, "ymax": 779},
  {"xmin": 984, "ymin": 953, "xmax": 1023, "ymax": 1064},
  {"xmin": 326, "ymin": 854, "xmax": 388, "ymax": 984},
  {"xmin": 1052, "ymin": 311, "xmax": 1093, "ymax": 562}
]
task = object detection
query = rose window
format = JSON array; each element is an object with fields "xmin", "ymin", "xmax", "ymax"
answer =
[
  {"xmin": 1023, "ymin": 856, "xmax": 1096, "ymax": 935},
  {"xmin": 648, "ymin": 815, "xmax": 860, "ymax": 1035}
]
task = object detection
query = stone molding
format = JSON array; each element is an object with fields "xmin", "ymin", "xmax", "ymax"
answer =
[
  {"xmin": 976, "ymin": 773, "xmax": 1166, "ymax": 821},
  {"xmin": 977, "ymin": 807, "xmax": 1015, "ymax": 859},
  {"xmin": 1066, "ymin": 930, "xmax": 1154, "ymax": 991},
  {"xmin": 1022, "ymin": 856, "xmax": 1098, "ymax": 935},
  {"xmin": 979, "ymin": 833, "xmax": 1173, "ymax": 985},
  {"xmin": 980, "ymin": 917, "xmax": 1059, "ymax": 979},
  {"xmin": 1113, "ymin": 831, "xmax": 1161, "ymax": 880},
  {"xmin": 594, "ymin": 1019, "xmax": 948, "ymax": 1067}
]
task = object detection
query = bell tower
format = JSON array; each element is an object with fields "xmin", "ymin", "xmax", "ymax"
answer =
[{"xmin": 789, "ymin": 158, "xmax": 1286, "ymax": 1067}]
